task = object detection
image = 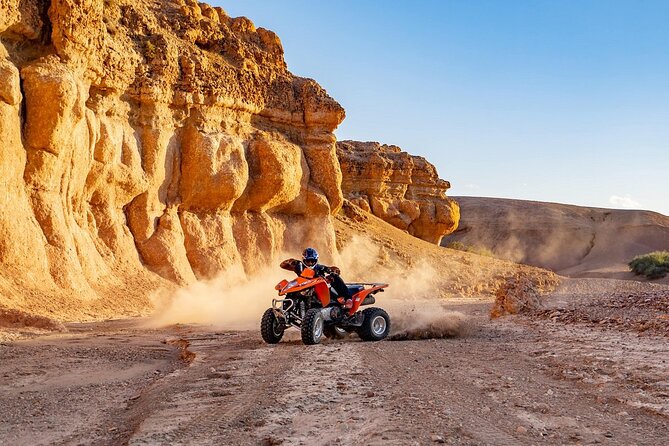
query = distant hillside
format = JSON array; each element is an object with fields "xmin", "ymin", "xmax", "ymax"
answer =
[{"xmin": 442, "ymin": 197, "xmax": 669, "ymax": 281}]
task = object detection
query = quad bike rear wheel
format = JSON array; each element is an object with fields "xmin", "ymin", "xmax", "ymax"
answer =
[
  {"xmin": 357, "ymin": 307, "xmax": 390, "ymax": 341},
  {"xmin": 261, "ymin": 308, "xmax": 285, "ymax": 344},
  {"xmin": 301, "ymin": 308, "xmax": 325, "ymax": 345}
]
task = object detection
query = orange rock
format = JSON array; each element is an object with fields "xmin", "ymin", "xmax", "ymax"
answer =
[
  {"xmin": 337, "ymin": 141, "xmax": 460, "ymax": 244},
  {"xmin": 0, "ymin": 0, "xmax": 345, "ymax": 319}
]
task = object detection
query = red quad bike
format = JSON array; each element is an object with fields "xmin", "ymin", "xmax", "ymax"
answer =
[{"xmin": 260, "ymin": 268, "xmax": 390, "ymax": 345}]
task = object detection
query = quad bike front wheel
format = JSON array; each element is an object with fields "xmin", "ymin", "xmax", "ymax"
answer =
[
  {"xmin": 301, "ymin": 308, "xmax": 325, "ymax": 345},
  {"xmin": 261, "ymin": 308, "xmax": 285, "ymax": 344},
  {"xmin": 357, "ymin": 307, "xmax": 391, "ymax": 342}
]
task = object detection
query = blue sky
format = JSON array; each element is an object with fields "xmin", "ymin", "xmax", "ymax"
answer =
[{"xmin": 219, "ymin": 1, "xmax": 669, "ymax": 215}]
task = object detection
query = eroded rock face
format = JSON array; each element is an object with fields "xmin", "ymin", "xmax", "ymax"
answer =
[
  {"xmin": 0, "ymin": 0, "xmax": 345, "ymax": 318},
  {"xmin": 337, "ymin": 141, "xmax": 460, "ymax": 244}
]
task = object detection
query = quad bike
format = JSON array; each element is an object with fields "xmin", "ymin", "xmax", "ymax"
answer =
[{"xmin": 260, "ymin": 268, "xmax": 390, "ymax": 345}]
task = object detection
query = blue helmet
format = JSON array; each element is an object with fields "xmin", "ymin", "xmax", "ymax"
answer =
[{"xmin": 302, "ymin": 247, "xmax": 319, "ymax": 267}]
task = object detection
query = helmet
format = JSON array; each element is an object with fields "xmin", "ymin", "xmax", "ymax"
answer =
[{"xmin": 302, "ymin": 247, "xmax": 319, "ymax": 267}]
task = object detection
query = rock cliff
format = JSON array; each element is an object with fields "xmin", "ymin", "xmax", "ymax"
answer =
[
  {"xmin": 0, "ymin": 0, "xmax": 345, "ymax": 318},
  {"xmin": 337, "ymin": 141, "xmax": 459, "ymax": 244}
]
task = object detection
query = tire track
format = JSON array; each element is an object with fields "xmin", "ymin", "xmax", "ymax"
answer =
[
  {"xmin": 255, "ymin": 340, "xmax": 390, "ymax": 445},
  {"xmin": 127, "ymin": 332, "xmax": 293, "ymax": 445}
]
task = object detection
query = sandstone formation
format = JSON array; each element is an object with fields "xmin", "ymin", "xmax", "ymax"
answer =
[
  {"xmin": 443, "ymin": 197, "xmax": 669, "ymax": 279},
  {"xmin": 337, "ymin": 141, "xmax": 460, "ymax": 244},
  {"xmin": 0, "ymin": 0, "xmax": 345, "ymax": 319}
]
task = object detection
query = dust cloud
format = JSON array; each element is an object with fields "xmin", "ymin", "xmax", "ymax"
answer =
[
  {"xmin": 149, "ymin": 235, "xmax": 474, "ymax": 339},
  {"xmin": 388, "ymin": 305, "xmax": 471, "ymax": 340},
  {"xmin": 146, "ymin": 264, "xmax": 286, "ymax": 330},
  {"xmin": 337, "ymin": 236, "xmax": 474, "ymax": 339}
]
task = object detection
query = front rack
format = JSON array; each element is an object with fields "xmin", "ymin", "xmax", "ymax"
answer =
[{"xmin": 272, "ymin": 297, "xmax": 294, "ymax": 312}]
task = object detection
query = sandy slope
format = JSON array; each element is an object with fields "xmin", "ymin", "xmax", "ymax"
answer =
[
  {"xmin": 334, "ymin": 211, "xmax": 559, "ymax": 299},
  {"xmin": 443, "ymin": 196, "xmax": 669, "ymax": 281}
]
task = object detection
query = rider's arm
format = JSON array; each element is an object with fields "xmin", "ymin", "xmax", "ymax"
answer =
[
  {"xmin": 326, "ymin": 265, "xmax": 341, "ymax": 275},
  {"xmin": 315, "ymin": 265, "xmax": 341, "ymax": 277},
  {"xmin": 280, "ymin": 258, "xmax": 300, "ymax": 273}
]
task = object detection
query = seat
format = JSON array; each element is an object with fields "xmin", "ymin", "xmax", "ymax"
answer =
[{"xmin": 347, "ymin": 285, "xmax": 364, "ymax": 296}]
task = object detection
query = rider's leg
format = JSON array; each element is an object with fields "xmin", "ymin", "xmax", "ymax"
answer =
[{"xmin": 329, "ymin": 274, "xmax": 351, "ymax": 300}]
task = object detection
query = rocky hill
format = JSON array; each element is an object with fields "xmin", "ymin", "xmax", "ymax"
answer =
[
  {"xmin": 442, "ymin": 197, "xmax": 669, "ymax": 280},
  {"xmin": 1, "ymin": 0, "xmax": 348, "ymax": 319},
  {"xmin": 337, "ymin": 141, "xmax": 459, "ymax": 244}
]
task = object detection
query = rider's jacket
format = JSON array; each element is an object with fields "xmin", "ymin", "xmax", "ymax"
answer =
[{"xmin": 279, "ymin": 258, "xmax": 350, "ymax": 301}]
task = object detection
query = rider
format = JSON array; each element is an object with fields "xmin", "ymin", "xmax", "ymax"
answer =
[{"xmin": 280, "ymin": 248, "xmax": 353, "ymax": 308}]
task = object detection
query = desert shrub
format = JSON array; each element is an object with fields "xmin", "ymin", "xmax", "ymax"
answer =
[
  {"xmin": 629, "ymin": 251, "xmax": 669, "ymax": 279},
  {"xmin": 446, "ymin": 241, "xmax": 467, "ymax": 251},
  {"xmin": 445, "ymin": 241, "xmax": 495, "ymax": 258}
]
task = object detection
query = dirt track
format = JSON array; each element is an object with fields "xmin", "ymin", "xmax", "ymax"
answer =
[{"xmin": 1, "ymin": 281, "xmax": 669, "ymax": 445}]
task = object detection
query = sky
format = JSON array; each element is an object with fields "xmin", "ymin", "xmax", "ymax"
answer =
[{"xmin": 219, "ymin": 1, "xmax": 669, "ymax": 216}]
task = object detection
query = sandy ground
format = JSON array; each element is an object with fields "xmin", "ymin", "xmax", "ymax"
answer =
[{"xmin": 1, "ymin": 279, "xmax": 668, "ymax": 446}]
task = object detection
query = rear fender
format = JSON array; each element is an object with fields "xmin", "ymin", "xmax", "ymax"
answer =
[{"xmin": 348, "ymin": 284, "xmax": 388, "ymax": 315}]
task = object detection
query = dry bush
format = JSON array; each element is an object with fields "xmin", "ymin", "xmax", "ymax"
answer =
[
  {"xmin": 629, "ymin": 251, "xmax": 669, "ymax": 280},
  {"xmin": 490, "ymin": 275, "xmax": 542, "ymax": 318}
]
